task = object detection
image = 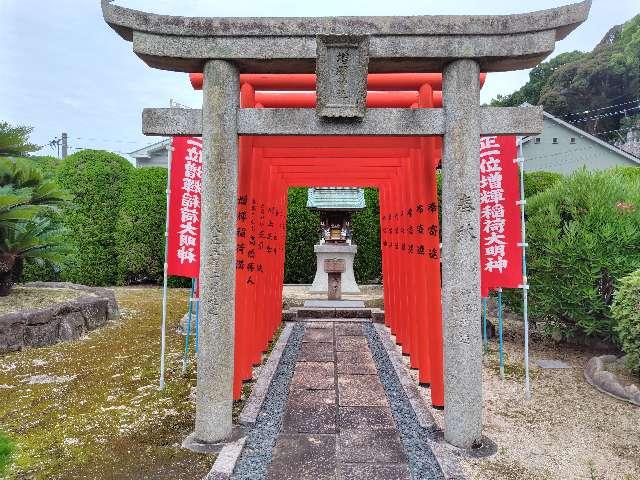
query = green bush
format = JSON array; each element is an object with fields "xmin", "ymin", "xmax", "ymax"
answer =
[
  {"xmin": 523, "ymin": 171, "xmax": 563, "ymax": 198},
  {"xmin": 0, "ymin": 432, "xmax": 13, "ymax": 475},
  {"xmin": 115, "ymin": 167, "xmax": 167, "ymax": 284},
  {"xmin": 352, "ymin": 188, "xmax": 382, "ymax": 283},
  {"xmin": 525, "ymin": 169, "xmax": 640, "ymax": 339},
  {"xmin": 284, "ymin": 188, "xmax": 320, "ymax": 284},
  {"xmin": 57, "ymin": 150, "xmax": 133, "ymax": 286},
  {"xmin": 611, "ymin": 165, "xmax": 640, "ymax": 183},
  {"xmin": 612, "ymin": 269, "xmax": 640, "ymax": 376}
]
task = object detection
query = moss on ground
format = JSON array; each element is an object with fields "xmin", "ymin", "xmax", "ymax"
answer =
[
  {"xmin": 0, "ymin": 287, "xmax": 214, "ymax": 479},
  {"xmin": 0, "ymin": 287, "xmax": 88, "ymax": 315}
]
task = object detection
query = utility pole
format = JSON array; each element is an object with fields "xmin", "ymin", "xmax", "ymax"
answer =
[{"xmin": 61, "ymin": 132, "xmax": 68, "ymax": 158}]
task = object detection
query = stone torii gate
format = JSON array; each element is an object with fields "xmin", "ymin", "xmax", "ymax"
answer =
[{"xmin": 101, "ymin": 0, "xmax": 590, "ymax": 450}]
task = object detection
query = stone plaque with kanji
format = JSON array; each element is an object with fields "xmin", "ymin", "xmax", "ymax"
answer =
[{"xmin": 316, "ymin": 35, "xmax": 369, "ymax": 118}]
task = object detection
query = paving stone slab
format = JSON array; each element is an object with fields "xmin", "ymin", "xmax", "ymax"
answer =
[
  {"xmin": 335, "ymin": 335, "xmax": 370, "ymax": 352},
  {"xmin": 335, "ymin": 323, "xmax": 364, "ymax": 336},
  {"xmin": 304, "ymin": 321, "xmax": 334, "ymax": 329},
  {"xmin": 291, "ymin": 362, "xmax": 335, "ymax": 390},
  {"xmin": 338, "ymin": 463, "xmax": 411, "ymax": 480},
  {"xmin": 338, "ymin": 374, "xmax": 389, "ymax": 407},
  {"xmin": 298, "ymin": 342, "xmax": 335, "ymax": 362},
  {"xmin": 302, "ymin": 328, "xmax": 334, "ymax": 343},
  {"xmin": 283, "ymin": 389, "xmax": 337, "ymax": 434},
  {"xmin": 336, "ymin": 350, "xmax": 374, "ymax": 364},
  {"xmin": 339, "ymin": 406, "xmax": 396, "ymax": 431},
  {"xmin": 338, "ymin": 429, "xmax": 407, "ymax": 464},
  {"xmin": 267, "ymin": 434, "xmax": 337, "ymax": 480},
  {"xmin": 337, "ymin": 358, "xmax": 377, "ymax": 374}
]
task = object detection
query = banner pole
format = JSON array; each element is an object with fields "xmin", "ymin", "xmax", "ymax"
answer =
[
  {"xmin": 498, "ymin": 288, "xmax": 504, "ymax": 379},
  {"xmin": 160, "ymin": 140, "xmax": 174, "ymax": 390},
  {"xmin": 482, "ymin": 297, "xmax": 488, "ymax": 349},
  {"xmin": 182, "ymin": 277, "xmax": 195, "ymax": 374},
  {"xmin": 516, "ymin": 137, "xmax": 531, "ymax": 400},
  {"xmin": 194, "ymin": 278, "xmax": 200, "ymax": 354}
]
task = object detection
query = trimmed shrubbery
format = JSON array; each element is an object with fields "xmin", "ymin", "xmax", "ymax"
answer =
[
  {"xmin": 612, "ymin": 269, "xmax": 640, "ymax": 376},
  {"xmin": 525, "ymin": 169, "xmax": 640, "ymax": 340},
  {"xmin": 57, "ymin": 150, "xmax": 133, "ymax": 286},
  {"xmin": 352, "ymin": 188, "xmax": 382, "ymax": 284},
  {"xmin": 284, "ymin": 188, "xmax": 321, "ymax": 284},
  {"xmin": 115, "ymin": 167, "xmax": 167, "ymax": 284},
  {"xmin": 0, "ymin": 432, "xmax": 13, "ymax": 476},
  {"xmin": 523, "ymin": 171, "xmax": 563, "ymax": 199}
]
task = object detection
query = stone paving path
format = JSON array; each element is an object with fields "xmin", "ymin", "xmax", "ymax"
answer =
[{"xmin": 266, "ymin": 321, "xmax": 412, "ymax": 480}]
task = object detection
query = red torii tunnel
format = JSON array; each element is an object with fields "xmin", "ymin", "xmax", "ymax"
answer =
[{"xmin": 189, "ymin": 73, "xmax": 486, "ymax": 408}]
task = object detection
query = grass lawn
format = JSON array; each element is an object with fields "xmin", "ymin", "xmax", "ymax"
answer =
[
  {"xmin": 0, "ymin": 287, "xmax": 215, "ymax": 479},
  {"xmin": 0, "ymin": 432, "xmax": 14, "ymax": 475}
]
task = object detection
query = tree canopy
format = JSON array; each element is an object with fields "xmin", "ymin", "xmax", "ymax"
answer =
[
  {"xmin": 0, "ymin": 122, "xmax": 39, "ymax": 157},
  {"xmin": 491, "ymin": 15, "xmax": 640, "ymax": 141}
]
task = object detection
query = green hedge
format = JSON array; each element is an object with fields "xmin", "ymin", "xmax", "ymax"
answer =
[
  {"xmin": 0, "ymin": 432, "xmax": 13, "ymax": 476},
  {"xmin": 115, "ymin": 167, "xmax": 167, "ymax": 284},
  {"xmin": 523, "ymin": 171, "xmax": 563, "ymax": 199},
  {"xmin": 57, "ymin": 150, "xmax": 133, "ymax": 286},
  {"xmin": 284, "ymin": 188, "xmax": 320, "ymax": 284},
  {"xmin": 525, "ymin": 169, "xmax": 640, "ymax": 340},
  {"xmin": 612, "ymin": 269, "xmax": 640, "ymax": 376},
  {"xmin": 352, "ymin": 188, "xmax": 382, "ymax": 283}
]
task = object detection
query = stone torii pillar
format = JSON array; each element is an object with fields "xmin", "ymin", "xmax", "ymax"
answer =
[{"xmin": 101, "ymin": 0, "xmax": 590, "ymax": 450}]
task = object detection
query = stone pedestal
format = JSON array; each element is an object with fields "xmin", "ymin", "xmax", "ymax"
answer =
[{"xmin": 310, "ymin": 244, "xmax": 360, "ymax": 294}]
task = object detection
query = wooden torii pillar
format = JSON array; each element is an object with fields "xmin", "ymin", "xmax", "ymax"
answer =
[{"xmin": 102, "ymin": 0, "xmax": 590, "ymax": 451}]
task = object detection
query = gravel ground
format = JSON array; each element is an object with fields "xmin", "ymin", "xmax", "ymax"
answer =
[
  {"xmin": 399, "ymin": 317, "xmax": 640, "ymax": 480},
  {"xmin": 232, "ymin": 323, "xmax": 305, "ymax": 480},
  {"xmin": 364, "ymin": 323, "xmax": 444, "ymax": 480}
]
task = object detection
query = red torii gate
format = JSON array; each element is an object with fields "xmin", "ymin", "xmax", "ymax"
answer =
[{"xmin": 189, "ymin": 72, "xmax": 485, "ymax": 408}]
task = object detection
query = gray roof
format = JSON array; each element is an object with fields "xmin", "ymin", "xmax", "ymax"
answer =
[{"xmin": 307, "ymin": 188, "xmax": 366, "ymax": 211}]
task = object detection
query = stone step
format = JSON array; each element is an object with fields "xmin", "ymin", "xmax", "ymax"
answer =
[{"xmin": 282, "ymin": 307, "xmax": 385, "ymax": 323}]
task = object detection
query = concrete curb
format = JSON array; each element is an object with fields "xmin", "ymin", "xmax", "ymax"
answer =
[
  {"xmin": 204, "ymin": 436, "xmax": 247, "ymax": 480},
  {"xmin": 239, "ymin": 322, "xmax": 294, "ymax": 425},
  {"xmin": 373, "ymin": 323, "xmax": 469, "ymax": 480},
  {"xmin": 585, "ymin": 355, "xmax": 640, "ymax": 407}
]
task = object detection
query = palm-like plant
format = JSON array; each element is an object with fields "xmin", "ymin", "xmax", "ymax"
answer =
[{"xmin": 0, "ymin": 157, "xmax": 71, "ymax": 295}]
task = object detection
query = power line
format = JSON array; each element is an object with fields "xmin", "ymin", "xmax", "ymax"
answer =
[{"xmin": 559, "ymin": 98, "xmax": 640, "ymax": 118}]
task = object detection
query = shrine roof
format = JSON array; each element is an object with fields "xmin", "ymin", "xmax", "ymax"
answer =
[{"xmin": 307, "ymin": 188, "xmax": 366, "ymax": 211}]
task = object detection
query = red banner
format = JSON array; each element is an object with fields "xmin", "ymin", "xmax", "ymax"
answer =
[
  {"xmin": 167, "ymin": 136, "xmax": 202, "ymax": 278},
  {"xmin": 480, "ymin": 136, "xmax": 522, "ymax": 296}
]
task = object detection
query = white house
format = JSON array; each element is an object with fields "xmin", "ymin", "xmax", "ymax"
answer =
[{"xmin": 522, "ymin": 110, "xmax": 640, "ymax": 174}]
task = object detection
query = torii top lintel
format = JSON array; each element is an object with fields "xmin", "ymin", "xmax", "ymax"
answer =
[{"xmin": 102, "ymin": 0, "xmax": 590, "ymax": 74}]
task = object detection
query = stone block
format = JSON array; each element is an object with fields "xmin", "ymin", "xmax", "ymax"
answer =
[
  {"xmin": 316, "ymin": 35, "xmax": 369, "ymax": 118},
  {"xmin": 337, "ymin": 429, "xmax": 406, "ymax": 464},
  {"xmin": 302, "ymin": 328, "xmax": 333, "ymax": 343},
  {"xmin": 75, "ymin": 297, "xmax": 108, "ymax": 330},
  {"xmin": 335, "ymin": 323, "xmax": 363, "ymax": 336},
  {"xmin": 337, "ymin": 357, "xmax": 377, "ymax": 375},
  {"xmin": 291, "ymin": 362, "xmax": 335, "ymax": 390},
  {"xmin": 335, "ymin": 308, "xmax": 371, "ymax": 319},
  {"xmin": 339, "ymin": 406, "xmax": 396, "ymax": 431},
  {"xmin": 338, "ymin": 463, "xmax": 411, "ymax": 480},
  {"xmin": 24, "ymin": 319, "xmax": 60, "ymax": 348},
  {"xmin": 282, "ymin": 310, "xmax": 297, "ymax": 322},
  {"xmin": 58, "ymin": 311, "xmax": 86, "ymax": 341},
  {"xmin": 297, "ymin": 308, "xmax": 335, "ymax": 319},
  {"xmin": 282, "ymin": 389, "xmax": 337, "ymax": 434},
  {"xmin": 338, "ymin": 374, "xmax": 388, "ymax": 407},
  {"xmin": 0, "ymin": 312, "xmax": 25, "ymax": 353},
  {"xmin": 298, "ymin": 342, "xmax": 334, "ymax": 362},
  {"xmin": 335, "ymin": 335, "xmax": 369, "ymax": 352},
  {"xmin": 267, "ymin": 434, "xmax": 337, "ymax": 480}
]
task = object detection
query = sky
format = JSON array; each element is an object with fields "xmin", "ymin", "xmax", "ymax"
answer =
[{"xmin": 1, "ymin": 0, "xmax": 638, "ymax": 159}]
